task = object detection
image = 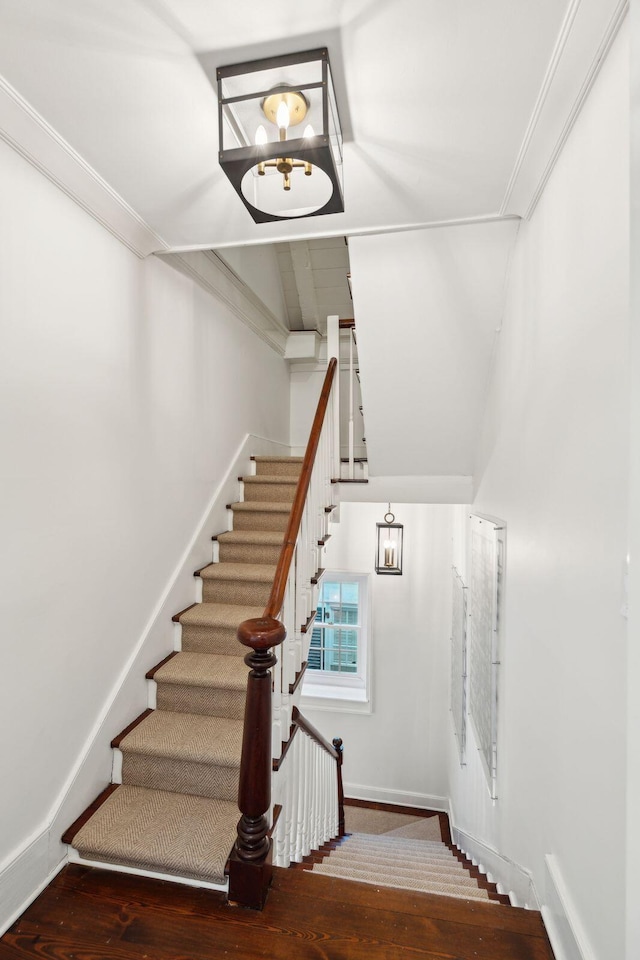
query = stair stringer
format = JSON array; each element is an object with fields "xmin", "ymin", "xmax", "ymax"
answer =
[{"xmin": 50, "ymin": 433, "xmax": 290, "ymax": 875}]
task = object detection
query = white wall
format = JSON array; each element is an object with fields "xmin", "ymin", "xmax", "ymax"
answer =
[
  {"xmin": 302, "ymin": 502, "xmax": 454, "ymax": 809},
  {"xmin": 0, "ymin": 136, "xmax": 290, "ymax": 924},
  {"xmin": 348, "ymin": 219, "xmax": 519, "ymax": 478},
  {"xmin": 289, "ymin": 324, "xmax": 366, "ymax": 464},
  {"xmin": 448, "ymin": 22, "xmax": 628, "ymax": 960},
  {"xmin": 216, "ymin": 244, "xmax": 288, "ymax": 325}
]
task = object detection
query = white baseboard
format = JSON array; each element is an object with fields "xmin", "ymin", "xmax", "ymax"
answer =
[
  {"xmin": 450, "ymin": 822, "xmax": 538, "ymax": 909},
  {"xmin": 344, "ymin": 783, "xmax": 448, "ymax": 812},
  {"xmin": 0, "ymin": 828, "xmax": 65, "ymax": 937},
  {"xmin": 541, "ymin": 854, "xmax": 596, "ymax": 960},
  {"xmin": 67, "ymin": 850, "xmax": 227, "ymax": 893}
]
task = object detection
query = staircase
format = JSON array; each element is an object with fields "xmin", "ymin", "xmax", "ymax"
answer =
[
  {"xmin": 63, "ymin": 456, "xmax": 303, "ymax": 888},
  {"xmin": 304, "ymin": 832, "xmax": 509, "ymax": 903}
]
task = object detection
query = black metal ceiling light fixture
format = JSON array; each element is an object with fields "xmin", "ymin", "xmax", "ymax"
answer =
[
  {"xmin": 217, "ymin": 48, "xmax": 344, "ymax": 223},
  {"xmin": 375, "ymin": 504, "xmax": 403, "ymax": 575}
]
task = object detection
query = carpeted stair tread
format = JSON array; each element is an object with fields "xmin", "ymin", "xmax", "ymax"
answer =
[
  {"xmin": 343, "ymin": 832, "xmax": 449, "ymax": 850},
  {"xmin": 336, "ymin": 846, "xmax": 458, "ymax": 868},
  {"xmin": 153, "ymin": 652, "xmax": 247, "ymax": 719},
  {"xmin": 72, "ymin": 784, "xmax": 237, "ymax": 884},
  {"xmin": 178, "ymin": 601, "xmax": 264, "ymax": 656},
  {"xmin": 228, "ymin": 501, "xmax": 292, "ymax": 532},
  {"xmin": 118, "ymin": 711, "xmax": 242, "ymax": 800},
  {"xmin": 216, "ymin": 530, "xmax": 285, "ymax": 565},
  {"xmin": 323, "ymin": 852, "xmax": 478, "ymax": 886},
  {"xmin": 252, "ymin": 456, "xmax": 303, "ymax": 478},
  {"xmin": 334, "ymin": 835, "xmax": 465, "ymax": 863},
  {"xmin": 242, "ymin": 474, "xmax": 299, "ymax": 483},
  {"xmin": 154, "ymin": 652, "xmax": 246, "ymax": 690},
  {"xmin": 240, "ymin": 476, "xmax": 298, "ymax": 503},
  {"xmin": 198, "ymin": 562, "xmax": 277, "ymax": 583},
  {"xmin": 330, "ymin": 842, "xmax": 458, "ymax": 862},
  {"xmin": 178, "ymin": 601, "xmax": 264, "ymax": 628},
  {"xmin": 330, "ymin": 845, "xmax": 458, "ymax": 868},
  {"xmin": 198, "ymin": 562, "xmax": 277, "ymax": 605},
  {"xmin": 311, "ymin": 861, "xmax": 493, "ymax": 901},
  {"xmin": 119, "ymin": 710, "xmax": 243, "ymax": 767},
  {"xmin": 217, "ymin": 530, "xmax": 285, "ymax": 545},
  {"xmin": 229, "ymin": 501, "xmax": 292, "ymax": 513}
]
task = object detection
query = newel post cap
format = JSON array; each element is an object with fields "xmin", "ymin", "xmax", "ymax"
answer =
[{"xmin": 237, "ymin": 616, "xmax": 286, "ymax": 651}]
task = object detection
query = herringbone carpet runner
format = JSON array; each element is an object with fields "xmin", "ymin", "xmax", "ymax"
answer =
[
  {"xmin": 307, "ymin": 810, "xmax": 506, "ymax": 903},
  {"xmin": 66, "ymin": 456, "xmax": 302, "ymax": 884}
]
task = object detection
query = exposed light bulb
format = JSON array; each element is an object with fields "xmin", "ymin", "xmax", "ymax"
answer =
[
  {"xmin": 383, "ymin": 539, "xmax": 396, "ymax": 568},
  {"xmin": 255, "ymin": 124, "xmax": 268, "ymax": 145},
  {"xmin": 276, "ymin": 100, "xmax": 290, "ymax": 130},
  {"xmin": 303, "ymin": 124, "xmax": 315, "ymax": 138}
]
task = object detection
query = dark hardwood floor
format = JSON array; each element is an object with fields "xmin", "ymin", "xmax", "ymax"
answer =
[{"xmin": 0, "ymin": 863, "xmax": 554, "ymax": 960}]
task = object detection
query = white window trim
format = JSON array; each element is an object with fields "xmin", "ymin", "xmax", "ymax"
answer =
[{"xmin": 301, "ymin": 570, "xmax": 371, "ymax": 710}]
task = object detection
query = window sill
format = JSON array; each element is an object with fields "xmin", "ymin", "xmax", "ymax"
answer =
[{"xmin": 301, "ymin": 684, "xmax": 372, "ymax": 714}]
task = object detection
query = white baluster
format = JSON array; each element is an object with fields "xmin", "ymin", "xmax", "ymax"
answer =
[
  {"xmin": 272, "ymin": 767, "xmax": 285, "ymax": 867},
  {"xmin": 327, "ymin": 316, "xmax": 340, "ymax": 479},
  {"xmin": 349, "ymin": 329, "xmax": 354, "ymax": 479},
  {"xmin": 296, "ymin": 734, "xmax": 307, "ymax": 861},
  {"xmin": 313, "ymin": 744, "xmax": 321, "ymax": 851},
  {"xmin": 272, "ymin": 636, "xmax": 283, "ymax": 759}
]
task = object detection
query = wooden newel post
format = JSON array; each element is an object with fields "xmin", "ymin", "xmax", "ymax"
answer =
[
  {"xmin": 228, "ymin": 616, "xmax": 285, "ymax": 910},
  {"xmin": 333, "ymin": 736, "xmax": 345, "ymax": 837}
]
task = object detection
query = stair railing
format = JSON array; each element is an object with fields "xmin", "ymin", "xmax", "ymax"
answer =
[
  {"xmin": 272, "ymin": 708, "xmax": 344, "ymax": 867},
  {"xmin": 228, "ymin": 357, "xmax": 340, "ymax": 909},
  {"xmin": 327, "ymin": 315, "xmax": 367, "ymax": 482}
]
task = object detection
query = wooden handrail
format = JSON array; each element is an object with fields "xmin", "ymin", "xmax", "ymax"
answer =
[
  {"xmin": 273, "ymin": 705, "xmax": 339, "ymax": 772},
  {"xmin": 291, "ymin": 706, "xmax": 339, "ymax": 759},
  {"xmin": 264, "ymin": 356, "xmax": 338, "ymax": 619}
]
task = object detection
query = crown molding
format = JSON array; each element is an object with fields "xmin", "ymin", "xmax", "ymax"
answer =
[
  {"xmin": 501, "ymin": 0, "xmax": 629, "ymax": 219},
  {"xmin": 0, "ymin": 74, "xmax": 168, "ymax": 259},
  {"xmin": 158, "ymin": 250, "xmax": 289, "ymax": 356},
  {"xmin": 499, "ymin": 0, "xmax": 582, "ymax": 214}
]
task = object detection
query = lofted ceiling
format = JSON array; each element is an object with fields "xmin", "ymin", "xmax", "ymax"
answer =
[
  {"xmin": 0, "ymin": 0, "xmax": 625, "ymax": 252},
  {"xmin": 0, "ymin": 0, "xmax": 626, "ymax": 482}
]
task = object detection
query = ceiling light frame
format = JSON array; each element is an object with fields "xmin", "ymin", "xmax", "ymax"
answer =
[{"xmin": 217, "ymin": 48, "xmax": 344, "ymax": 223}]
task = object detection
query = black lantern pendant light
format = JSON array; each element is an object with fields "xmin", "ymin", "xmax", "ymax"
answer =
[
  {"xmin": 217, "ymin": 48, "xmax": 344, "ymax": 223},
  {"xmin": 375, "ymin": 505, "xmax": 403, "ymax": 575}
]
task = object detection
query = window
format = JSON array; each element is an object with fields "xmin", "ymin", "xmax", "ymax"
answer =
[
  {"xmin": 302, "ymin": 572, "xmax": 370, "ymax": 707},
  {"xmin": 309, "ymin": 580, "xmax": 360, "ymax": 675}
]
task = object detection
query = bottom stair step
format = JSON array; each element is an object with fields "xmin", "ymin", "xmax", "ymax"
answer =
[{"xmin": 70, "ymin": 784, "xmax": 238, "ymax": 885}]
